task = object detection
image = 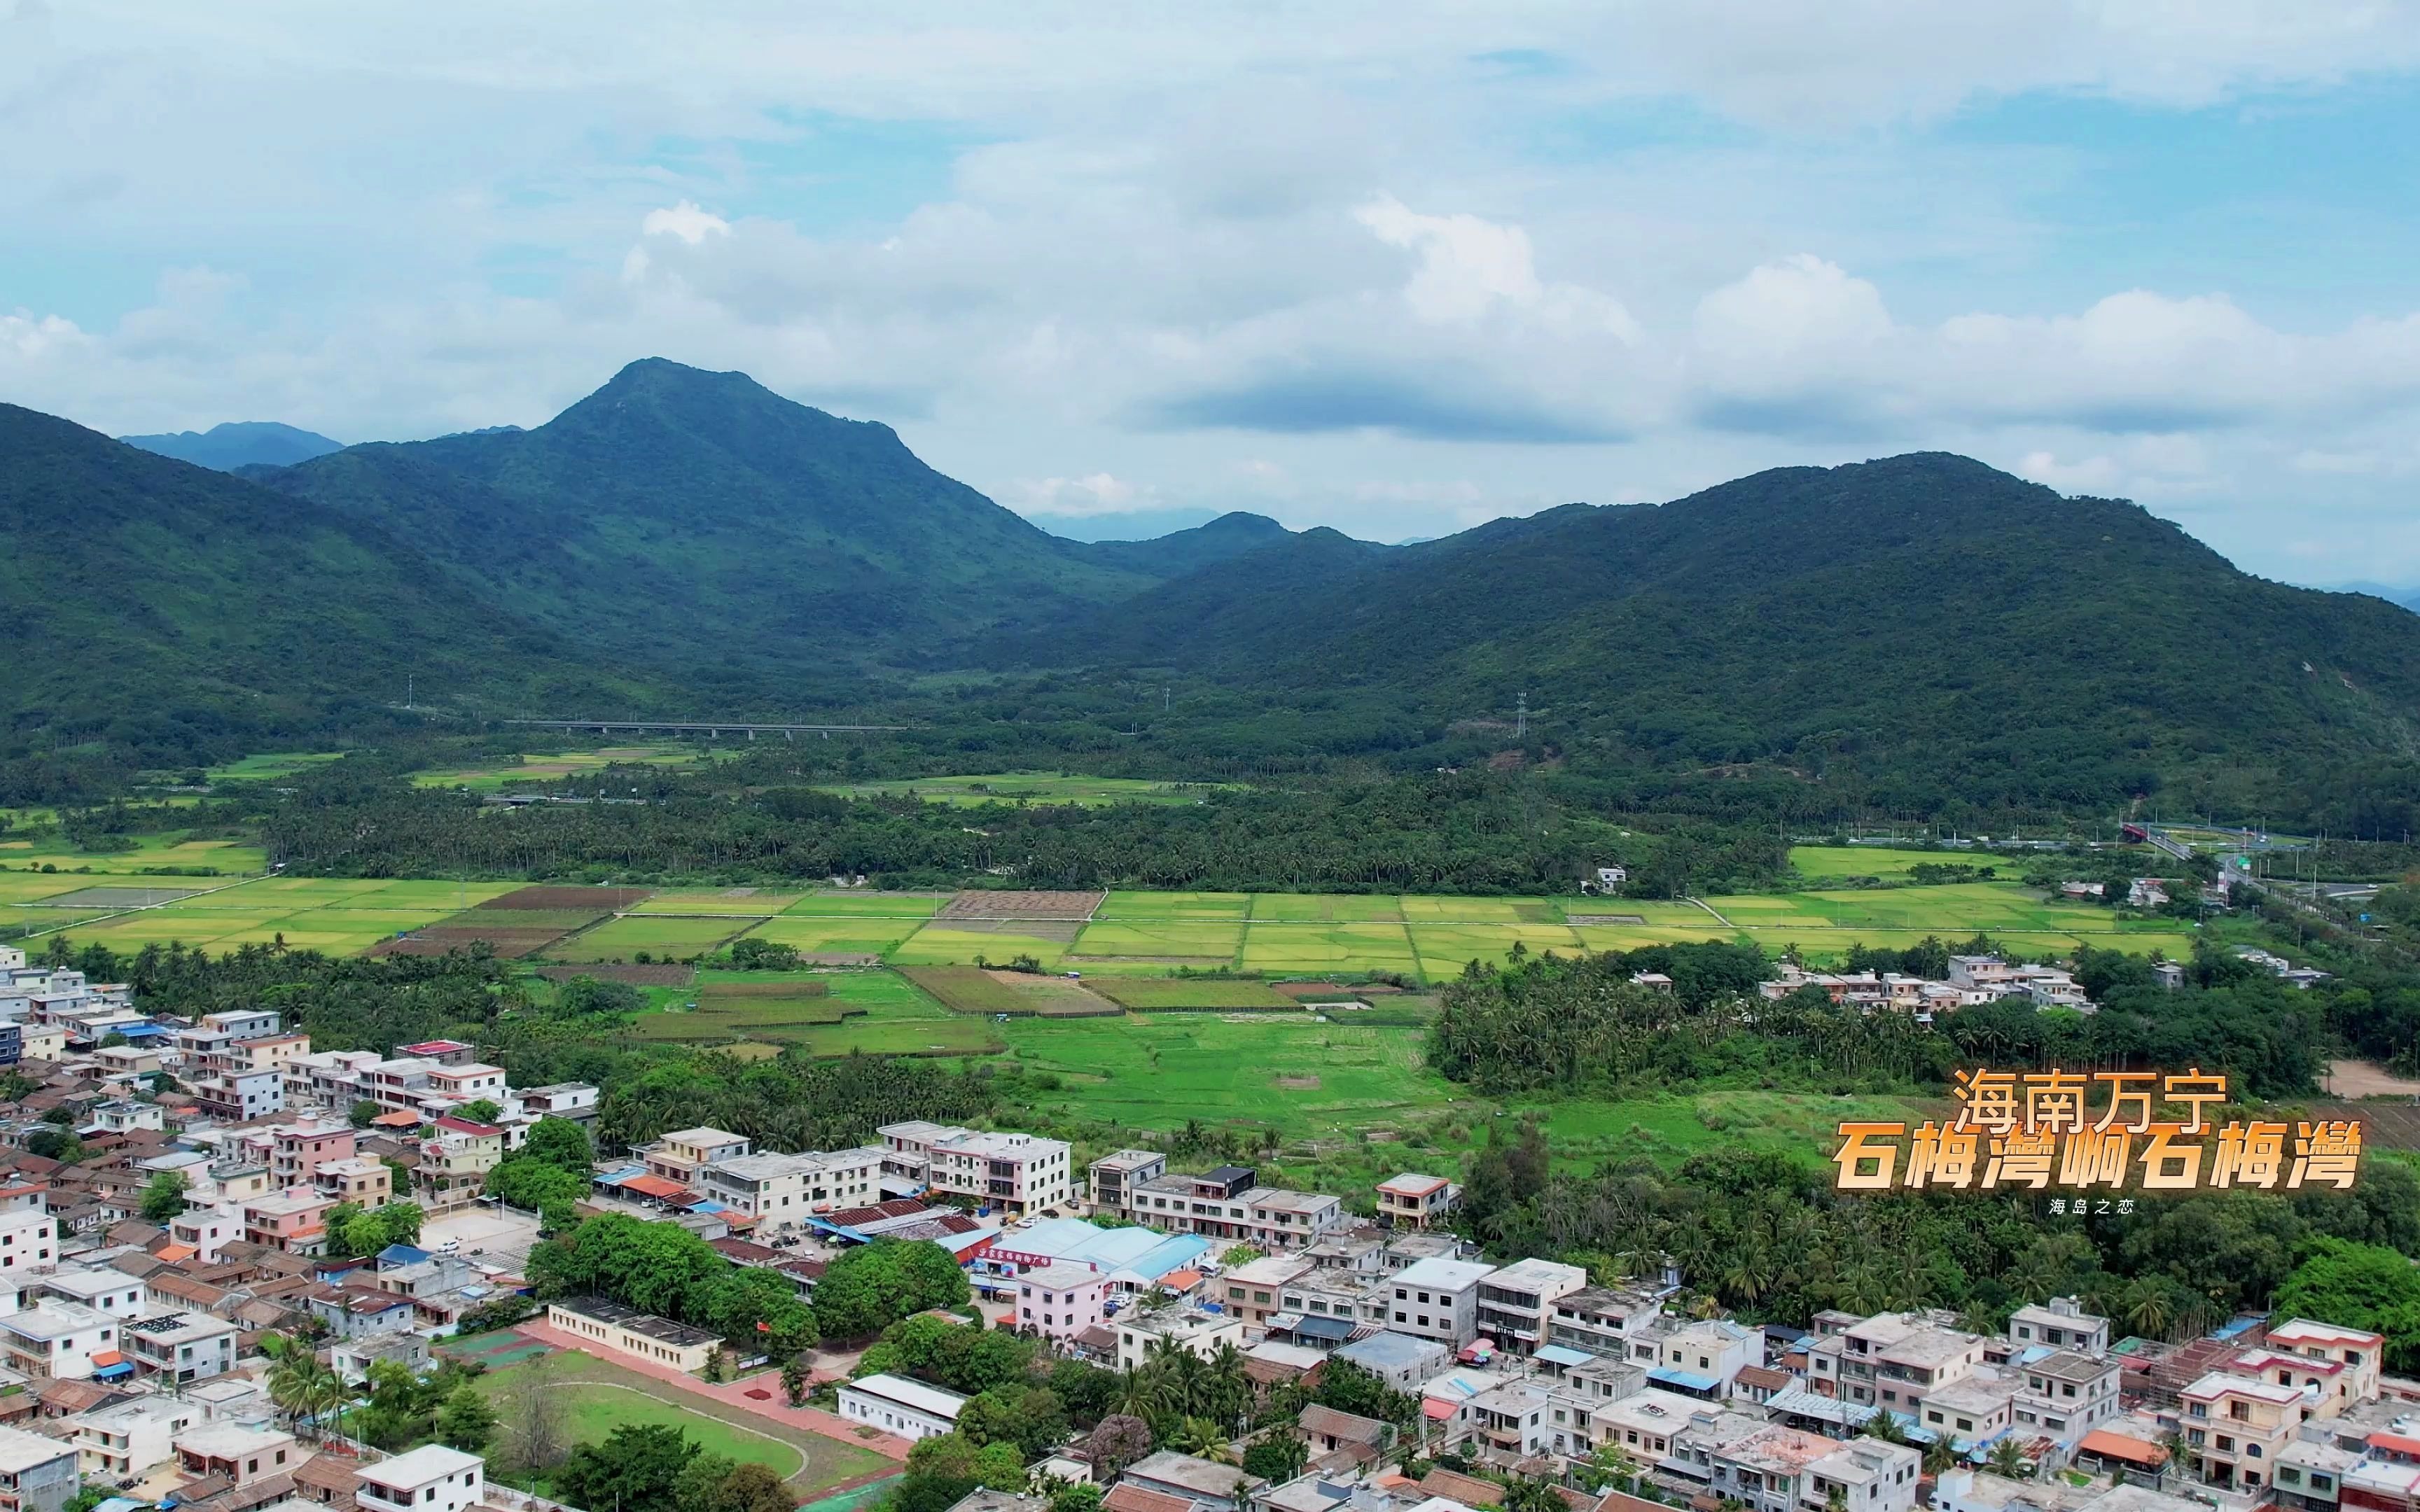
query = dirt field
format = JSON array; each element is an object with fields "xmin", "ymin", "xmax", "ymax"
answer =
[
  {"xmin": 2325, "ymin": 1060, "xmax": 2420, "ymax": 1098},
  {"xmin": 936, "ymin": 890, "xmax": 1105, "ymax": 920}
]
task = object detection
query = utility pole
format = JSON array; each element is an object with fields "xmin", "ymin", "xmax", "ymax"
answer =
[{"xmin": 1515, "ymin": 692, "xmax": 1528, "ymax": 741}]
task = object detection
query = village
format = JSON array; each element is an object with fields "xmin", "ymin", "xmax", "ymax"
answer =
[{"xmin": 0, "ymin": 942, "xmax": 2400, "ymax": 1512}]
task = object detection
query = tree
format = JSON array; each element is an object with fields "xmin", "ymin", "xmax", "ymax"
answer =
[
  {"xmin": 1052, "ymin": 1485, "xmax": 1106, "ymax": 1512},
  {"xmin": 349, "ymin": 1099, "xmax": 382, "ymax": 1128},
  {"xmin": 1221, "ymin": 1245, "xmax": 1265, "ymax": 1266},
  {"xmin": 436, "ymin": 1385, "xmax": 498, "ymax": 1453},
  {"xmin": 457, "ymin": 1098, "xmax": 503, "ymax": 1125},
  {"xmin": 501, "ymin": 1354, "xmax": 569, "ymax": 1476},
  {"xmin": 1986, "ymin": 1438, "xmax": 2031, "ymax": 1480},
  {"xmin": 783, "ymin": 1355, "xmax": 811, "ymax": 1408},
  {"xmin": 812, "ymin": 1238, "xmax": 971, "ymax": 1338},
  {"xmin": 709, "ymin": 1462, "xmax": 799, "ymax": 1512},
  {"xmin": 140, "ymin": 1169, "xmax": 190, "ymax": 1223},
  {"xmin": 1087, "ymin": 1413, "xmax": 1153, "ymax": 1477},
  {"xmin": 555, "ymin": 1423, "xmax": 700, "ymax": 1512},
  {"xmin": 522, "ymin": 1115, "xmax": 594, "ymax": 1171},
  {"xmin": 960, "ymin": 1385, "xmax": 1069, "ymax": 1460},
  {"xmin": 2274, "ymin": 1239, "xmax": 2420, "ymax": 1373},
  {"xmin": 1504, "ymin": 1478, "xmax": 1567, "ymax": 1512},
  {"xmin": 1169, "ymin": 1416, "xmax": 1236, "ymax": 1466},
  {"xmin": 1242, "ymin": 1430, "xmax": 1307, "ymax": 1482}
]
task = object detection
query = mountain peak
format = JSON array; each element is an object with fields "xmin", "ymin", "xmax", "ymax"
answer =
[{"xmin": 120, "ymin": 419, "xmax": 343, "ymax": 472}]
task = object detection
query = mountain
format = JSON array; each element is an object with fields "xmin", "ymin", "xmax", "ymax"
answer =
[
  {"xmin": 257, "ymin": 359, "xmax": 1154, "ymax": 671},
  {"xmin": 2333, "ymin": 582, "xmax": 2420, "ymax": 615},
  {"xmin": 0, "ymin": 406, "xmax": 634, "ymax": 743},
  {"xmin": 1073, "ymin": 512, "xmax": 1301, "ymax": 576},
  {"xmin": 120, "ymin": 421, "xmax": 342, "ymax": 470},
  {"xmin": 1022, "ymin": 453, "xmax": 2420, "ymax": 804}
]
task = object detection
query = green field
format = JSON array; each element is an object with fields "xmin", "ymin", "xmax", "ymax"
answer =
[
  {"xmin": 1095, "ymin": 890, "xmax": 1253, "ymax": 920},
  {"xmin": 814, "ymin": 772, "xmax": 1239, "ymax": 807},
  {"xmin": 473, "ymin": 1348, "xmax": 891, "ymax": 1498},
  {"xmin": 202, "ymin": 751, "xmax": 350, "ymax": 783},
  {"xmin": 410, "ymin": 745, "xmax": 739, "ymax": 792},
  {"xmin": 1788, "ymin": 845, "xmax": 1981, "ymax": 879},
  {"xmin": 546, "ymin": 914, "xmax": 758, "ymax": 963},
  {"xmin": 0, "ymin": 830, "xmax": 265, "ymax": 873}
]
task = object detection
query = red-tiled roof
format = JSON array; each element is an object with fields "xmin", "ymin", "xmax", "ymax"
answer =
[{"xmin": 1105, "ymin": 1485, "xmax": 1196, "ymax": 1512}]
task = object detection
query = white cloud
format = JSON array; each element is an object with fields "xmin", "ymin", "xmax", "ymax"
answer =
[
  {"xmin": 1005, "ymin": 472, "xmax": 1148, "ymax": 516},
  {"xmin": 641, "ymin": 201, "xmax": 730, "ymax": 245}
]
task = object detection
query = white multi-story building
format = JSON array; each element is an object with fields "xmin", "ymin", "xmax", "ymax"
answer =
[
  {"xmin": 910, "ymin": 1128, "xmax": 1073, "ymax": 1217},
  {"xmin": 36, "ymin": 1268, "xmax": 144, "ymax": 1320},
  {"xmin": 1548, "ymin": 1284, "xmax": 1667, "ymax": 1358},
  {"xmin": 1383, "ymin": 1256, "xmax": 1496, "ymax": 1348},
  {"xmin": 1118, "ymin": 1166, "xmax": 1344, "ymax": 1250},
  {"xmin": 697, "ymin": 1147, "xmax": 884, "ymax": 1231},
  {"xmin": 2008, "ymin": 1297, "xmax": 2110, "ymax": 1355},
  {"xmin": 1113, "ymin": 1308, "xmax": 1246, "ymax": 1369},
  {"xmin": 0, "ymin": 1208, "xmax": 55, "ymax": 1274},
  {"xmin": 356, "ymin": 1444, "xmax": 487, "ymax": 1512},
  {"xmin": 0, "ymin": 1422, "xmax": 79, "ymax": 1512},
  {"xmin": 1087, "ymin": 1149, "xmax": 1166, "ymax": 1214},
  {"xmin": 70, "ymin": 1394, "xmax": 202, "ymax": 1481},
  {"xmin": 0, "ymin": 1302, "xmax": 118, "ymax": 1380},
  {"xmin": 643, "ymin": 1127, "xmax": 752, "ymax": 1186},
  {"xmin": 124, "ymin": 1311, "xmax": 239, "ymax": 1385}
]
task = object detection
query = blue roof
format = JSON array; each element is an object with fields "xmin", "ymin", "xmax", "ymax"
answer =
[
  {"xmin": 378, "ymin": 1243, "xmax": 430, "ymax": 1267},
  {"xmin": 1647, "ymin": 1367, "xmax": 1723, "ymax": 1393},
  {"xmin": 92, "ymin": 1359, "xmax": 136, "ymax": 1380},
  {"xmin": 1287, "ymin": 1314, "xmax": 1356, "ymax": 1342},
  {"xmin": 1116, "ymin": 1233, "xmax": 1211, "ymax": 1282},
  {"xmin": 1337, "ymin": 1332, "xmax": 1447, "ymax": 1369},
  {"xmin": 1534, "ymin": 1345, "xmax": 1595, "ymax": 1368}
]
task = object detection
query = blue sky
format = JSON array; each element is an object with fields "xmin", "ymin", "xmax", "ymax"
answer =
[{"xmin": 6, "ymin": 2, "xmax": 2420, "ymax": 582}]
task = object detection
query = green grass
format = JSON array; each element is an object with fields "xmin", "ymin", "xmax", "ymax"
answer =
[
  {"xmin": 889, "ymin": 925, "xmax": 1071, "ymax": 967},
  {"xmin": 1069, "ymin": 920, "xmax": 1243, "ymax": 962},
  {"xmin": 474, "ymin": 1349, "xmax": 890, "ymax": 1497},
  {"xmin": 813, "ymin": 772, "xmax": 1241, "ymax": 807},
  {"xmin": 1238, "ymin": 921, "xmax": 1420, "ymax": 974},
  {"xmin": 545, "ymin": 914, "xmax": 757, "ymax": 963},
  {"xmin": 0, "ymin": 831, "xmax": 265, "ymax": 872},
  {"xmin": 1095, "ymin": 890, "xmax": 1253, "ymax": 920},
  {"xmin": 1249, "ymin": 892, "xmax": 1405, "ymax": 922},
  {"xmin": 409, "ymin": 745, "xmax": 739, "ymax": 792},
  {"xmin": 1407, "ymin": 923, "xmax": 1587, "ymax": 976},
  {"xmin": 1090, "ymin": 978, "xmax": 1298, "ymax": 1009},
  {"xmin": 203, "ymin": 751, "xmax": 350, "ymax": 782},
  {"xmin": 742, "ymin": 916, "xmax": 931, "ymax": 956},
  {"xmin": 1788, "ymin": 845, "xmax": 1979, "ymax": 879}
]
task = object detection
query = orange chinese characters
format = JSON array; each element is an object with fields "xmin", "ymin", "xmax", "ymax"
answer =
[
  {"xmin": 1905, "ymin": 1122, "xmax": 1980, "ymax": 1189},
  {"xmin": 2024, "ymin": 1070, "xmax": 2090, "ymax": 1134},
  {"xmin": 2138, "ymin": 1125, "xmax": 2204, "ymax": 1191},
  {"xmin": 2162, "ymin": 1068, "xmax": 2230, "ymax": 1134},
  {"xmin": 2056, "ymin": 1127, "xmax": 2129, "ymax": 1188},
  {"xmin": 1982, "ymin": 1128, "xmax": 2057, "ymax": 1189},
  {"xmin": 2210, "ymin": 1121, "xmax": 2287, "ymax": 1189},
  {"xmin": 1954, "ymin": 1069, "xmax": 2021, "ymax": 1133},
  {"xmin": 2288, "ymin": 1121, "xmax": 2363, "ymax": 1190},
  {"xmin": 1833, "ymin": 1123, "xmax": 1905, "ymax": 1191},
  {"xmin": 2093, "ymin": 1072, "xmax": 2159, "ymax": 1133}
]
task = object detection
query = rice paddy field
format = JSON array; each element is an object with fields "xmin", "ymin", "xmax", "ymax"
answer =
[
  {"xmin": 408, "ymin": 745, "xmax": 741, "ymax": 792},
  {"xmin": 813, "ymin": 772, "xmax": 1241, "ymax": 806},
  {"xmin": 1789, "ymin": 845, "xmax": 1982, "ymax": 880}
]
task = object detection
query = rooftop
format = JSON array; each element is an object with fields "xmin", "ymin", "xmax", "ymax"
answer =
[
  {"xmin": 1393, "ymin": 1256, "xmax": 1496, "ymax": 1292},
  {"xmin": 360, "ymin": 1443, "xmax": 484, "ymax": 1490},
  {"xmin": 1126, "ymin": 1449, "xmax": 1258, "ymax": 1498},
  {"xmin": 847, "ymin": 1372, "xmax": 971, "ymax": 1418},
  {"xmin": 0, "ymin": 1423, "xmax": 71, "ymax": 1473}
]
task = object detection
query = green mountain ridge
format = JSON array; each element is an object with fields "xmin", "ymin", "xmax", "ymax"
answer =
[
  {"xmin": 120, "ymin": 420, "xmax": 343, "ymax": 471},
  {"xmin": 1015, "ymin": 453, "xmax": 2420, "ymax": 809}
]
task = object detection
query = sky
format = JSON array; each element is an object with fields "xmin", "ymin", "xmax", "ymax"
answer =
[{"xmin": 6, "ymin": 3, "xmax": 2420, "ymax": 582}]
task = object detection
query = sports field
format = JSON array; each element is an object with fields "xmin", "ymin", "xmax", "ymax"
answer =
[
  {"xmin": 467, "ymin": 1343, "xmax": 891, "ymax": 1498},
  {"xmin": 814, "ymin": 772, "xmax": 1240, "ymax": 807}
]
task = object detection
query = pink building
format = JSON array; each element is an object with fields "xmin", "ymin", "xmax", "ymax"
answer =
[
  {"xmin": 1017, "ymin": 1264, "xmax": 1107, "ymax": 1343},
  {"xmin": 261, "ymin": 1121, "xmax": 356, "ymax": 1185}
]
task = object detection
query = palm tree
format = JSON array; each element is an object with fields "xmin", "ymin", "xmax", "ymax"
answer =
[
  {"xmin": 1503, "ymin": 1478, "xmax": 1566, "ymax": 1512},
  {"xmin": 1921, "ymin": 1438, "xmax": 1958, "ymax": 1479},
  {"xmin": 2120, "ymin": 1278, "xmax": 2174, "ymax": 1340},
  {"xmin": 1986, "ymin": 1438, "xmax": 2031, "ymax": 1480},
  {"xmin": 1171, "ymin": 1416, "xmax": 1237, "ymax": 1465},
  {"xmin": 1863, "ymin": 1412, "xmax": 1909, "ymax": 1446}
]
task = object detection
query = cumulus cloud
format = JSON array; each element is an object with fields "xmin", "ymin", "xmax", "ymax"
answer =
[{"xmin": 640, "ymin": 201, "xmax": 731, "ymax": 245}]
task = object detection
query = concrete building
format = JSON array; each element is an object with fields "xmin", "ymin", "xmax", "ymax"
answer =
[
  {"xmin": 1475, "ymin": 1258, "xmax": 1588, "ymax": 1356},
  {"xmin": 2267, "ymin": 1320, "xmax": 2386, "ymax": 1408},
  {"xmin": 1017, "ymin": 1264, "xmax": 1108, "ymax": 1343},
  {"xmin": 2179, "ymin": 1371, "xmax": 2308, "ymax": 1492},
  {"xmin": 642, "ymin": 1127, "xmax": 752, "ymax": 1186},
  {"xmin": 1647, "ymin": 1318, "xmax": 1761, "ymax": 1396},
  {"xmin": 518, "ymin": 1083, "xmax": 601, "ymax": 1123},
  {"xmin": 697, "ymin": 1146, "xmax": 884, "ymax": 1231},
  {"xmin": 1088, "ymin": 1149, "xmax": 1167, "ymax": 1214},
  {"xmin": 0, "ymin": 1209, "xmax": 55, "ymax": 1274},
  {"xmin": 172, "ymin": 1424, "xmax": 298, "ymax": 1489},
  {"xmin": 35, "ymin": 1266, "xmax": 145, "ymax": 1320},
  {"xmin": 1376, "ymin": 1174, "xmax": 1461, "ymax": 1231},
  {"xmin": 1804, "ymin": 1438, "xmax": 1924, "ymax": 1512},
  {"xmin": 356, "ymin": 1444, "xmax": 486, "ymax": 1512},
  {"xmin": 2015, "ymin": 1350, "xmax": 2123, "ymax": 1446},
  {"xmin": 545, "ymin": 1298, "xmax": 719, "ymax": 1374},
  {"xmin": 1224, "ymin": 1255, "xmax": 1317, "ymax": 1328},
  {"xmin": 926, "ymin": 1130, "xmax": 1075, "ymax": 1217},
  {"xmin": 1119, "ymin": 1166, "xmax": 1342, "ymax": 1251},
  {"xmin": 0, "ymin": 1422, "xmax": 78, "ymax": 1512},
  {"xmin": 840, "ymin": 1373, "xmax": 968, "ymax": 1443},
  {"xmin": 125, "ymin": 1310, "xmax": 238, "ymax": 1385},
  {"xmin": 1331, "ymin": 1332, "xmax": 1451, "ymax": 1394},
  {"xmin": 69, "ymin": 1394, "xmax": 200, "ymax": 1482},
  {"xmin": 1115, "ymin": 1308, "xmax": 1246, "ymax": 1370},
  {"xmin": 2009, "ymin": 1298, "xmax": 2111, "ymax": 1356},
  {"xmin": 192, "ymin": 1068, "xmax": 284, "ymax": 1121},
  {"xmin": 0, "ymin": 1303, "xmax": 117, "ymax": 1380},
  {"xmin": 417, "ymin": 1116, "xmax": 505, "ymax": 1209},
  {"xmin": 1548, "ymin": 1284, "xmax": 1667, "ymax": 1359},
  {"xmin": 1384, "ymin": 1257, "xmax": 1495, "ymax": 1349},
  {"xmin": 1122, "ymin": 1451, "xmax": 1262, "ymax": 1512}
]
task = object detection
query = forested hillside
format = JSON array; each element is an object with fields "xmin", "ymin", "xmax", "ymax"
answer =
[{"xmin": 1021, "ymin": 454, "xmax": 2420, "ymax": 818}]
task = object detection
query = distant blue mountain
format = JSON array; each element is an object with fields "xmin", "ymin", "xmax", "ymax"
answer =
[
  {"xmin": 1031, "ymin": 506, "xmax": 1225, "ymax": 542},
  {"xmin": 2329, "ymin": 582, "xmax": 2420, "ymax": 614},
  {"xmin": 120, "ymin": 421, "xmax": 342, "ymax": 471}
]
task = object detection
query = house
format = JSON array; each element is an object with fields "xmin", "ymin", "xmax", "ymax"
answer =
[
  {"xmin": 1299, "ymin": 1404, "xmax": 1392, "ymax": 1465},
  {"xmin": 416, "ymin": 1118, "xmax": 503, "ymax": 1210},
  {"xmin": 1384, "ymin": 1258, "xmax": 1496, "ymax": 1349},
  {"xmin": 1548, "ymin": 1285, "xmax": 1665, "ymax": 1359},
  {"xmin": 355, "ymin": 1443, "xmax": 485, "ymax": 1512},
  {"xmin": 643, "ymin": 1128, "xmax": 753, "ymax": 1186},
  {"xmin": 0, "ymin": 1422, "xmax": 78, "ymax": 1512},
  {"xmin": 36, "ymin": 1266, "xmax": 144, "ymax": 1319},
  {"xmin": 545, "ymin": 1297, "xmax": 719, "ymax": 1374},
  {"xmin": 1475, "ymin": 1259, "xmax": 1588, "ymax": 1357},
  {"xmin": 1225, "ymin": 1256, "xmax": 1317, "ymax": 1328},
  {"xmin": 123, "ymin": 1312, "xmax": 238, "ymax": 1385},
  {"xmin": 191, "ymin": 1069, "xmax": 284, "ymax": 1123},
  {"xmin": 2265, "ymin": 1320, "xmax": 2386, "ymax": 1407},
  {"xmin": 1804, "ymin": 1438, "xmax": 1922, "ymax": 1512},
  {"xmin": 1122, "ymin": 1451, "xmax": 1263, "ymax": 1512},
  {"xmin": 2015, "ymin": 1350, "xmax": 2123, "ymax": 1446},
  {"xmin": 1647, "ymin": 1318, "xmax": 1761, "ymax": 1397},
  {"xmin": 2008, "ymin": 1298, "xmax": 2110, "ymax": 1356},
  {"xmin": 0, "ymin": 1303, "xmax": 119, "ymax": 1380},
  {"xmin": 1089, "ymin": 1150, "xmax": 1167, "ymax": 1215},
  {"xmin": 305, "ymin": 1285, "xmax": 415, "ymax": 1341},
  {"xmin": 517, "ymin": 1083, "xmax": 601, "ymax": 1124},
  {"xmin": 1375, "ymin": 1175, "xmax": 1460, "ymax": 1231},
  {"xmin": 924, "ymin": 1130, "xmax": 1076, "ymax": 1217},
  {"xmin": 1017, "ymin": 1264, "xmax": 1108, "ymax": 1343},
  {"xmin": 2178, "ymin": 1371, "xmax": 2307, "ymax": 1491},
  {"xmin": 69, "ymin": 1392, "xmax": 201, "ymax": 1481},
  {"xmin": 1705, "ymin": 1424, "xmax": 1847, "ymax": 1512},
  {"xmin": 0, "ymin": 1208, "xmax": 55, "ymax": 1273},
  {"xmin": 840, "ymin": 1373, "xmax": 968, "ymax": 1443},
  {"xmin": 697, "ymin": 1147, "xmax": 884, "ymax": 1231},
  {"xmin": 1115, "ymin": 1308, "xmax": 1246, "ymax": 1370},
  {"xmin": 1331, "ymin": 1332, "xmax": 1450, "ymax": 1394},
  {"xmin": 1117, "ymin": 1168, "xmax": 1344, "ymax": 1250},
  {"xmin": 172, "ymin": 1424, "xmax": 298, "ymax": 1488}
]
